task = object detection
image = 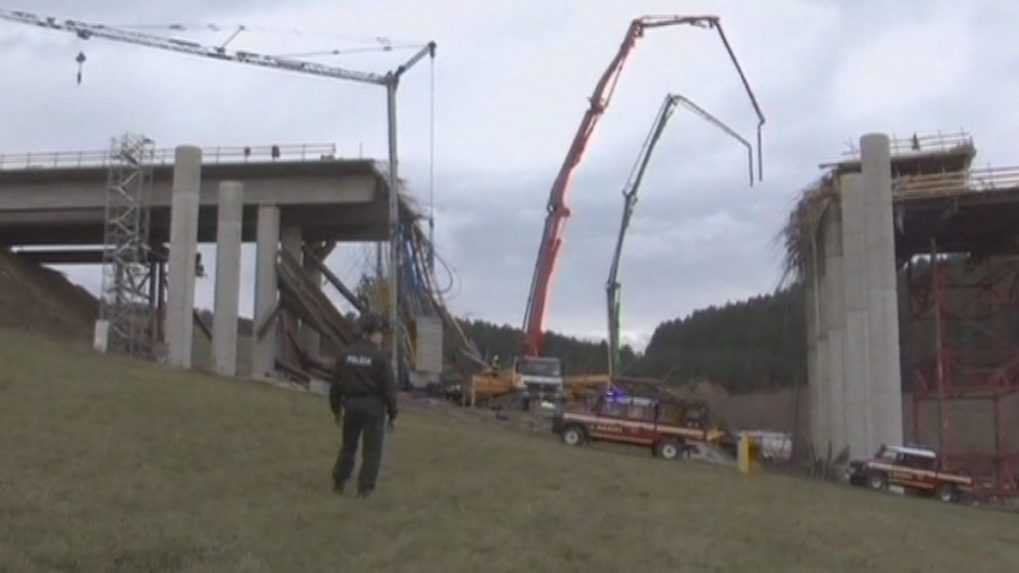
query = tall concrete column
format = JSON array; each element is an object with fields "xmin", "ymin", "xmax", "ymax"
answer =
[
  {"xmin": 805, "ymin": 239, "xmax": 828, "ymax": 457},
  {"xmin": 840, "ymin": 173, "xmax": 871, "ymax": 458},
  {"xmin": 252, "ymin": 205, "xmax": 280, "ymax": 378},
  {"xmin": 861, "ymin": 133, "xmax": 904, "ymax": 451},
  {"xmin": 164, "ymin": 146, "xmax": 202, "ymax": 368},
  {"xmin": 823, "ymin": 203, "xmax": 847, "ymax": 458},
  {"xmin": 213, "ymin": 181, "xmax": 243, "ymax": 377},
  {"xmin": 280, "ymin": 226, "xmax": 303, "ymax": 363},
  {"xmin": 301, "ymin": 260, "xmax": 323, "ymax": 357},
  {"xmin": 814, "ymin": 237, "xmax": 831, "ymax": 458}
]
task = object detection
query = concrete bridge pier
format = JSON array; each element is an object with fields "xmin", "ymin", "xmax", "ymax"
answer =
[
  {"xmin": 213, "ymin": 181, "xmax": 243, "ymax": 377},
  {"xmin": 252, "ymin": 204, "xmax": 280, "ymax": 378},
  {"xmin": 164, "ymin": 146, "xmax": 202, "ymax": 368},
  {"xmin": 807, "ymin": 133, "xmax": 904, "ymax": 461},
  {"xmin": 861, "ymin": 133, "xmax": 903, "ymax": 452},
  {"xmin": 841, "ymin": 173, "xmax": 871, "ymax": 459},
  {"xmin": 301, "ymin": 246, "xmax": 325, "ymax": 359},
  {"xmin": 280, "ymin": 226, "xmax": 303, "ymax": 364},
  {"xmin": 823, "ymin": 202, "xmax": 847, "ymax": 459}
]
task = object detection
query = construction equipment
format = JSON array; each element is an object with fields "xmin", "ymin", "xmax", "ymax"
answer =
[
  {"xmin": 0, "ymin": 8, "xmax": 436, "ymax": 375},
  {"xmin": 520, "ymin": 15, "xmax": 765, "ymax": 360},
  {"xmin": 554, "ymin": 380, "xmax": 725, "ymax": 459},
  {"xmin": 465, "ymin": 356, "xmax": 564, "ymax": 407},
  {"xmin": 469, "ymin": 16, "xmax": 764, "ymax": 407},
  {"xmin": 606, "ymin": 94, "xmax": 754, "ymax": 378}
]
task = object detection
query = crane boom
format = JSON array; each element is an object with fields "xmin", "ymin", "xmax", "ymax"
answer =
[
  {"xmin": 0, "ymin": 9, "xmax": 391, "ymax": 85},
  {"xmin": 520, "ymin": 15, "xmax": 764, "ymax": 357},
  {"xmin": 606, "ymin": 94, "xmax": 753, "ymax": 377}
]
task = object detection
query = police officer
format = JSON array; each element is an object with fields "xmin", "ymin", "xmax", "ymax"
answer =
[{"xmin": 330, "ymin": 313, "xmax": 398, "ymax": 498}]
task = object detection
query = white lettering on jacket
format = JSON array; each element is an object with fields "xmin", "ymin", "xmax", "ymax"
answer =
[{"xmin": 345, "ymin": 354, "xmax": 372, "ymax": 367}]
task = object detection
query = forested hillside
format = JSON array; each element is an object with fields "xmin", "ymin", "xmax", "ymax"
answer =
[
  {"xmin": 635, "ymin": 284, "xmax": 805, "ymax": 392},
  {"xmin": 460, "ymin": 284, "xmax": 806, "ymax": 392},
  {"xmin": 458, "ymin": 320, "xmax": 637, "ymax": 374}
]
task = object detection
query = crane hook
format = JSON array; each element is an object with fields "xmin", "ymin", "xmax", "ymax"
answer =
[{"xmin": 75, "ymin": 51, "xmax": 86, "ymax": 85}]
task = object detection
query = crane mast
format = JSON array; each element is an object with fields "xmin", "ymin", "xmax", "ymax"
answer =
[
  {"xmin": 606, "ymin": 94, "xmax": 754, "ymax": 377},
  {"xmin": 520, "ymin": 15, "xmax": 764, "ymax": 357}
]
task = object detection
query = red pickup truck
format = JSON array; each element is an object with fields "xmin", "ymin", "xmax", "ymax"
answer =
[{"xmin": 553, "ymin": 392, "xmax": 725, "ymax": 460}]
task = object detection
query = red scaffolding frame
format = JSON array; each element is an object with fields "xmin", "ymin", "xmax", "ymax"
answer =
[{"xmin": 908, "ymin": 247, "xmax": 1019, "ymax": 498}]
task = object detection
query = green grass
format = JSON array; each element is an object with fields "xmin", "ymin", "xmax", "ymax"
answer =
[{"xmin": 1, "ymin": 329, "xmax": 1017, "ymax": 572}]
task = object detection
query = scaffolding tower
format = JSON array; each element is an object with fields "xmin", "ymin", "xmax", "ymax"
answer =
[
  {"xmin": 907, "ymin": 253, "xmax": 1019, "ymax": 497},
  {"xmin": 98, "ymin": 134, "xmax": 156, "ymax": 356}
]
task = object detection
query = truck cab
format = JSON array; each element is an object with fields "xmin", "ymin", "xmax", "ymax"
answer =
[
  {"xmin": 515, "ymin": 355, "xmax": 564, "ymax": 404},
  {"xmin": 464, "ymin": 355, "xmax": 563, "ymax": 407}
]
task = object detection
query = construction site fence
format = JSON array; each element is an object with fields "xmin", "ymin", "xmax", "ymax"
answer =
[{"xmin": 0, "ymin": 143, "xmax": 338, "ymax": 170}]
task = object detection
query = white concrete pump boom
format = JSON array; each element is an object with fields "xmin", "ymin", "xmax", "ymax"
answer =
[{"xmin": 606, "ymin": 94, "xmax": 754, "ymax": 377}]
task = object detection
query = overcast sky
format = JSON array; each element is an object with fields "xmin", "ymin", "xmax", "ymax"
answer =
[{"xmin": 2, "ymin": 1, "xmax": 1018, "ymax": 349}]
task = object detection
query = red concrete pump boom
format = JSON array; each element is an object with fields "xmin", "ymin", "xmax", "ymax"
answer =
[{"xmin": 519, "ymin": 15, "xmax": 765, "ymax": 356}]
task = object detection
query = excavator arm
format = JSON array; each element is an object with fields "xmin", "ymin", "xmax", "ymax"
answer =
[{"xmin": 606, "ymin": 94, "xmax": 755, "ymax": 377}]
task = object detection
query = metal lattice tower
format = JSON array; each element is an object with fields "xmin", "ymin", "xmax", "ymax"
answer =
[{"xmin": 98, "ymin": 134, "xmax": 156, "ymax": 356}]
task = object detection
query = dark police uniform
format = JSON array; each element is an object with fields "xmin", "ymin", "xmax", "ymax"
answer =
[{"xmin": 330, "ymin": 338, "xmax": 398, "ymax": 495}]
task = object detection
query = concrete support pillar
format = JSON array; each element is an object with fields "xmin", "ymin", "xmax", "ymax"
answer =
[
  {"xmin": 823, "ymin": 203, "xmax": 847, "ymax": 459},
  {"xmin": 164, "ymin": 146, "xmax": 202, "ymax": 368},
  {"xmin": 213, "ymin": 181, "xmax": 243, "ymax": 377},
  {"xmin": 802, "ymin": 266, "xmax": 817, "ymax": 457},
  {"xmin": 814, "ymin": 236, "xmax": 830, "ymax": 459},
  {"xmin": 301, "ymin": 258, "xmax": 323, "ymax": 357},
  {"xmin": 805, "ymin": 239, "xmax": 826, "ymax": 458},
  {"xmin": 252, "ymin": 205, "xmax": 280, "ymax": 378},
  {"xmin": 841, "ymin": 173, "xmax": 871, "ymax": 458},
  {"xmin": 861, "ymin": 133, "xmax": 904, "ymax": 451},
  {"xmin": 280, "ymin": 226, "xmax": 303, "ymax": 363}
]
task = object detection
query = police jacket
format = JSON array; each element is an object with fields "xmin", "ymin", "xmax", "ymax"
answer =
[{"xmin": 330, "ymin": 339, "xmax": 398, "ymax": 418}]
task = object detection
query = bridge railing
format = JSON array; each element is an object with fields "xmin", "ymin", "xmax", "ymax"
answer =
[
  {"xmin": 0, "ymin": 143, "xmax": 338, "ymax": 171},
  {"xmin": 839, "ymin": 131, "xmax": 975, "ymax": 159},
  {"xmin": 894, "ymin": 165, "xmax": 1019, "ymax": 198}
]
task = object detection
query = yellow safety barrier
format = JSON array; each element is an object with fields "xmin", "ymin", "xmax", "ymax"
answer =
[{"xmin": 738, "ymin": 433, "xmax": 760, "ymax": 475}]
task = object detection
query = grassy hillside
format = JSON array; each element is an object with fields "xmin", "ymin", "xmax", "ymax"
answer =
[
  {"xmin": 1, "ymin": 329, "xmax": 1017, "ymax": 573},
  {"xmin": 0, "ymin": 249, "xmax": 97, "ymax": 344}
]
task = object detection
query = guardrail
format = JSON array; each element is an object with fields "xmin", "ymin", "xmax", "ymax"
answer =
[
  {"xmin": 894, "ymin": 165, "xmax": 1019, "ymax": 198},
  {"xmin": 0, "ymin": 143, "xmax": 338, "ymax": 170},
  {"xmin": 840, "ymin": 131, "xmax": 974, "ymax": 159}
]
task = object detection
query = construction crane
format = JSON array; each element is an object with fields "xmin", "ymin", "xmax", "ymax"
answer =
[
  {"xmin": 0, "ymin": 8, "xmax": 436, "ymax": 374},
  {"xmin": 606, "ymin": 94, "xmax": 754, "ymax": 378},
  {"xmin": 520, "ymin": 15, "xmax": 765, "ymax": 360}
]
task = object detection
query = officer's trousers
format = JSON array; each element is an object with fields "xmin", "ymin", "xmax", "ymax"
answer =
[{"xmin": 332, "ymin": 396, "xmax": 386, "ymax": 493}]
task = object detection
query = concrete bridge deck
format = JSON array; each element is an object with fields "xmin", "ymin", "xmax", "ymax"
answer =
[
  {"xmin": 0, "ymin": 155, "xmax": 413, "ymax": 246},
  {"xmin": 0, "ymin": 144, "xmax": 420, "ymax": 381}
]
